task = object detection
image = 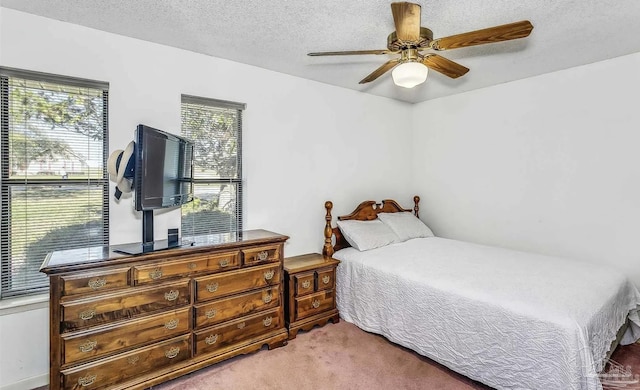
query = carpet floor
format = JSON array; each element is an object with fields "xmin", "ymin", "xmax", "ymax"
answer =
[
  {"xmin": 153, "ymin": 320, "xmax": 489, "ymax": 390},
  {"xmin": 152, "ymin": 320, "xmax": 640, "ymax": 390},
  {"xmin": 37, "ymin": 320, "xmax": 640, "ymax": 390}
]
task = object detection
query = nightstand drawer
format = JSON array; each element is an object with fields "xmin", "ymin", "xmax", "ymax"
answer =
[
  {"xmin": 283, "ymin": 253, "xmax": 340, "ymax": 338},
  {"xmin": 194, "ymin": 263, "xmax": 280, "ymax": 302},
  {"xmin": 194, "ymin": 308, "xmax": 282, "ymax": 356},
  {"xmin": 194, "ymin": 286, "xmax": 280, "ymax": 329},
  {"xmin": 61, "ymin": 279, "xmax": 191, "ymax": 332},
  {"xmin": 295, "ymin": 290, "xmax": 335, "ymax": 321},
  {"xmin": 316, "ymin": 268, "xmax": 335, "ymax": 291},
  {"xmin": 133, "ymin": 251, "xmax": 240, "ymax": 284},
  {"xmin": 242, "ymin": 244, "xmax": 281, "ymax": 266},
  {"xmin": 61, "ymin": 267, "xmax": 130, "ymax": 297},
  {"xmin": 62, "ymin": 307, "xmax": 191, "ymax": 365},
  {"xmin": 61, "ymin": 334, "xmax": 191, "ymax": 390},
  {"xmin": 294, "ymin": 272, "xmax": 315, "ymax": 296}
]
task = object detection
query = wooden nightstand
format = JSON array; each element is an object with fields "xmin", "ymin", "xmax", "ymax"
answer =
[{"xmin": 284, "ymin": 253, "xmax": 340, "ymax": 339}]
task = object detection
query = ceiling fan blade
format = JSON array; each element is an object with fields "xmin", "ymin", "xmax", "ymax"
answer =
[
  {"xmin": 391, "ymin": 2, "xmax": 421, "ymax": 42},
  {"xmin": 308, "ymin": 49, "xmax": 394, "ymax": 56},
  {"xmin": 422, "ymin": 54, "xmax": 469, "ymax": 79},
  {"xmin": 359, "ymin": 59, "xmax": 400, "ymax": 84},
  {"xmin": 430, "ymin": 20, "xmax": 533, "ymax": 51}
]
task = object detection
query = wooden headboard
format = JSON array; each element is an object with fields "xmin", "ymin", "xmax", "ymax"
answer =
[{"xmin": 323, "ymin": 196, "xmax": 420, "ymax": 257}]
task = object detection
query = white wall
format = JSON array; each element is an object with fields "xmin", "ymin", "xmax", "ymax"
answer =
[
  {"xmin": 5, "ymin": 6, "xmax": 640, "ymax": 389},
  {"xmin": 412, "ymin": 52, "xmax": 640, "ymax": 286},
  {"xmin": 0, "ymin": 8, "xmax": 414, "ymax": 388}
]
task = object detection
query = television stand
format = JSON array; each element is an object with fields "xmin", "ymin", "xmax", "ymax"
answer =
[
  {"xmin": 142, "ymin": 209, "xmax": 154, "ymax": 248},
  {"xmin": 112, "ymin": 238, "xmax": 193, "ymax": 256},
  {"xmin": 111, "ymin": 210, "xmax": 192, "ymax": 255}
]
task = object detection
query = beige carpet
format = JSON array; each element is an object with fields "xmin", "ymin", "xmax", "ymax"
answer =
[{"xmin": 154, "ymin": 321, "xmax": 490, "ymax": 390}]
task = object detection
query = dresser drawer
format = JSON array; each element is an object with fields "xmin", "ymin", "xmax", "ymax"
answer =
[
  {"xmin": 295, "ymin": 290, "xmax": 335, "ymax": 321},
  {"xmin": 61, "ymin": 279, "xmax": 191, "ymax": 332},
  {"xmin": 194, "ymin": 263, "xmax": 280, "ymax": 302},
  {"xmin": 61, "ymin": 334, "xmax": 191, "ymax": 390},
  {"xmin": 60, "ymin": 267, "xmax": 130, "ymax": 297},
  {"xmin": 194, "ymin": 285, "xmax": 280, "ymax": 329},
  {"xmin": 316, "ymin": 267, "xmax": 335, "ymax": 291},
  {"xmin": 133, "ymin": 251, "xmax": 240, "ymax": 284},
  {"xmin": 242, "ymin": 244, "xmax": 281, "ymax": 266},
  {"xmin": 62, "ymin": 307, "xmax": 191, "ymax": 365},
  {"xmin": 294, "ymin": 272, "xmax": 315, "ymax": 297},
  {"xmin": 194, "ymin": 308, "xmax": 282, "ymax": 356}
]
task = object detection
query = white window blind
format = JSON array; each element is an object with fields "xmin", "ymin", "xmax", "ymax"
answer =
[
  {"xmin": 180, "ymin": 95, "xmax": 244, "ymax": 237},
  {"xmin": 0, "ymin": 68, "xmax": 109, "ymax": 298}
]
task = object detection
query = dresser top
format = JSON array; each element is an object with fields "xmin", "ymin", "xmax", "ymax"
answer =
[
  {"xmin": 284, "ymin": 253, "xmax": 340, "ymax": 273},
  {"xmin": 40, "ymin": 229, "xmax": 289, "ymax": 274}
]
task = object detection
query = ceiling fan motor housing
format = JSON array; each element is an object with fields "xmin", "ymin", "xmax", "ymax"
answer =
[{"xmin": 387, "ymin": 27, "xmax": 433, "ymax": 51}]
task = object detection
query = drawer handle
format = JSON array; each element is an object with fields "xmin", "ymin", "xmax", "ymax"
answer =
[
  {"xmin": 257, "ymin": 250, "xmax": 269, "ymax": 261},
  {"xmin": 165, "ymin": 346, "xmax": 180, "ymax": 359},
  {"xmin": 164, "ymin": 319, "xmax": 179, "ymax": 330},
  {"xmin": 206, "ymin": 282, "xmax": 219, "ymax": 293},
  {"xmin": 263, "ymin": 270, "xmax": 275, "ymax": 281},
  {"xmin": 219, "ymin": 259, "xmax": 230, "ymax": 267},
  {"xmin": 205, "ymin": 334, "xmax": 219, "ymax": 345},
  {"xmin": 79, "ymin": 340, "xmax": 97, "ymax": 353},
  {"xmin": 127, "ymin": 356, "xmax": 139, "ymax": 365},
  {"xmin": 263, "ymin": 316, "xmax": 273, "ymax": 327},
  {"xmin": 149, "ymin": 268, "xmax": 163, "ymax": 280},
  {"xmin": 188, "ymin": 262, "xmax": 197, "ymax": 270},
  {"xmin": 322, "ymin": 275, "xmax": 330, "ymax": 285},
  {"xmin": 205, "ymin": 309, "xmax": 217, "ymax": 319},
  {"xmin": 79, "ymin": 309, "xmax": 96, "ymax": 320},
  {"xmin": 164, "ymin": 290, "xmax": 179, "ymax": 301},
  {"xmin": 312, "ymin": 300, "xmax": 320, "ymax": 309},
  {"xmin": 263, "ymin": 293, "xmax": 273, "ymax": 304},
  {"xmin": 301, "ymin": 280, "xmax": 311, "ymax": 289},
  {"xmin": 87, "ymin": 278, "xmax": 106, "ymax": 290},
  {"xmin": 78, "ymin": 374, "xmax": 97, "ymax": 387},
  {"xmin": 237, "ymin": 322, "xmax": 246, "ymax": 329}
]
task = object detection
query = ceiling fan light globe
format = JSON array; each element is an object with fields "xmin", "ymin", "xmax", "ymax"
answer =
[{"xmin": 391, "ymin": 62, "xmax": 428, "ymax": 88}]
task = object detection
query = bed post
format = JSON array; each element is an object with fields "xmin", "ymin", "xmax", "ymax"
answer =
[
  {"xmin": 323, "ymin": 201, "xmax": 334, "ymax": 257},
  {"xmin": 414, "ymin": 196, "xmax": 420, "ymax": 218}
]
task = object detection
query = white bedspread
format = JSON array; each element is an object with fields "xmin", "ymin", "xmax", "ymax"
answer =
[{"xmin": 333, "ymin": 237, "xmax": 640, "ymax": 390}]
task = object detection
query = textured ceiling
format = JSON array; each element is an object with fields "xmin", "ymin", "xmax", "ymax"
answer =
[{"xmin": 2, "ymin": 0, "xmax": 640, "ymax": 103}]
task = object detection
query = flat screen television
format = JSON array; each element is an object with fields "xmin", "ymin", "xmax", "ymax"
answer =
[{"xmin": 134, "ymin": 124, "xmax": 194, "ymax": 211}]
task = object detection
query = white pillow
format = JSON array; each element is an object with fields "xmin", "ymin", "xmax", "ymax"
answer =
[
  {"xmin": 377, "ymin": 212, "xmax": 434, "ymax": 242},
  {"xmin": 336, "ymin": 219, "xmax": 399, "ymax": 251}
]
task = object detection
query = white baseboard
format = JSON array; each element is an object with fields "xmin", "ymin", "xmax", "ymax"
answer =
[{"xmin": 0, "ymin": 374, "xmax": 48, "ymax": 390}]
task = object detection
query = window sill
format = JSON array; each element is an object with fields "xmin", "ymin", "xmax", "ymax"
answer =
[{"xmin": 0, "ymin": 293, "xmax": 49, "ymax": 316}]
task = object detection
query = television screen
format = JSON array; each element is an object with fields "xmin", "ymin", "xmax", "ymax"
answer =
[{"xmin": 134, "ymin": 124, "xmax": 194, "ymax": 211}]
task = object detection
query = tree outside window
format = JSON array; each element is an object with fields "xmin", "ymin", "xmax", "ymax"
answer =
[
  {"xmin": 1, "ymin": 70, "xmax": 108, "ymax": 298},
  {"xmin": 180, "ymin": 96, "xmax": 244, "ymax": 237}
]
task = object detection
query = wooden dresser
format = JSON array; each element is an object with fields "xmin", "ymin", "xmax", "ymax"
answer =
[{"xmin": 40, "ymin": 229, "xmax": 289, "ymax": 390}]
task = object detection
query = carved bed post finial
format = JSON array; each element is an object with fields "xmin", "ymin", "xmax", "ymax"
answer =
[
  {"xmin": 413, "ymin": 196, "xmax": 420, "ymax": 218},
  {"xmin": 323, "ymin": 201, "xmax": 334, "ymax": 257}
]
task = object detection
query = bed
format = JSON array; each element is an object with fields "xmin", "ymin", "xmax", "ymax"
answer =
[{"xmin": 323, "ymin": 197, "xmax": 640, "ymax": 390}]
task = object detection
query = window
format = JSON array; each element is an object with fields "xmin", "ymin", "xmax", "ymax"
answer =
[
  {"xmin": 0, "ymin": 68, "xmax": 109, "ymax": 298},
  {"xmin": 180, "ymin": 95, "xmax": 244, "ymax": 237}
]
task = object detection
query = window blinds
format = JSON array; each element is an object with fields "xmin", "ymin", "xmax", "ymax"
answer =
[
  {"xmin": 0, "ymin": 68, "xmax": 109, "ymax": 298},
  {"xmin": 180, "ymin": 95, "xmax": 244, "ymax": 237}
]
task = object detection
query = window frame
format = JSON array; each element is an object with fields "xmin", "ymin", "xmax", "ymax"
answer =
[
  {"xmin": 0, "ymin": 67, "xmax": 109, "ymax": 298},
  {"xmin": 180, "ymin": 94, "xmax": 245, "ymax": 237}
]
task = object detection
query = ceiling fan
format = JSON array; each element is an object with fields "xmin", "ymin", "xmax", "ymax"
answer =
[{"xmin": 308, "ymin": 2, "xmax": 533, "ymax": 88}]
